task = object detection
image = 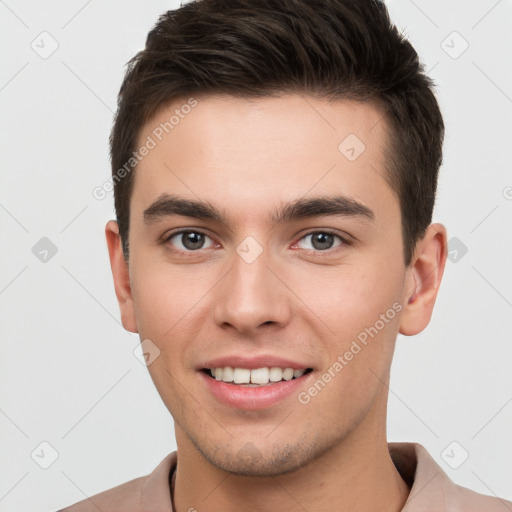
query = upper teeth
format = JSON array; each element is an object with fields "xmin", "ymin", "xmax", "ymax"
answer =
[{"xmin": 210, "ymin": 367, "xmax": 306, "ymax": 385}]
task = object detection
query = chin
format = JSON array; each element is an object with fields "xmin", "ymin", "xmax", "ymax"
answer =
[{"xmin": 192, "ymin": 437, "xmax": 332, "ymax": 477}]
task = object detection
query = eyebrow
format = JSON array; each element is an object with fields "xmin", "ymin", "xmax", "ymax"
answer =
[{"xmin": 143, "ymin": 193, "xmax": 375, "ymax": 225}]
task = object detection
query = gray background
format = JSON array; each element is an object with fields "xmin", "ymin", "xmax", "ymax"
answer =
[{"xmin": 1, "ymin": 1, "xmax": 511, "ymax": 510}]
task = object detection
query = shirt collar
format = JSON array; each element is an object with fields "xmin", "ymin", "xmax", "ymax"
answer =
[{"xmin": 389, "ymin": 442, "xmax": 454, "ymax": 510}]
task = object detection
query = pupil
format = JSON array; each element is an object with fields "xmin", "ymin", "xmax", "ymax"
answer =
[
  {"xmin": 312, "ymin": 233, "xmax": 333, "ymax": 250},
  {"xmin": 183, "ymin": 232, "xmax": 204, "ymax": 250}
]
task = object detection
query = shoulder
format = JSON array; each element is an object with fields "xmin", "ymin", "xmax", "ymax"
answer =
[
  {"xmin": 448, "ymin": 480, "xmax": 512, "ymax": 511},
  {"xmin": 57, "ymin": 475, "xmax": 146, "ymax": 512},
  {"xmin": 389, "ymin": 442, "xmax": 512, "ymax": 511},
  {"xmin": 57, "ymin": 452, "xmax": 177, "ymax": 512}
]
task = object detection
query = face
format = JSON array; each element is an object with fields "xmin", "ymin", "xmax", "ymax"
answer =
[{"xmin": 114, "ymin": 94, "xmax": 417, "ymax": 476}]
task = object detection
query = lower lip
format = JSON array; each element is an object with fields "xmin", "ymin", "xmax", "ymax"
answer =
[{"xmin": 199, "ymin": 371, "xmax": 312, "ymax": 410}]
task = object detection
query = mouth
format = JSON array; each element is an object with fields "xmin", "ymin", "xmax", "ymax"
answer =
[
  {"xmin": 201, "ymin": 366, "xmax": 314, "ymax": 386},
  {"xmin": 199, "ymin": 365, "xmax": 315, "ymax": 410}
]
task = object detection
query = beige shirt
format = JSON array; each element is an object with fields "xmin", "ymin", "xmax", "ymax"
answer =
[{"xmin": 59, "ymin": 442, "xmax": 511, "ymax": 511}]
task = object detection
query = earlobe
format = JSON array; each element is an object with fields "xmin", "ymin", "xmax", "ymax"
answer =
[
  {"xmin": 399, "ymin": 223, "xmax": 447, "ymax": 336},
  {"xmin": 105, "ymin": 220, "xmax": 138, "ymax": 333}
]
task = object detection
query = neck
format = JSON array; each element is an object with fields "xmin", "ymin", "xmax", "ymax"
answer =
[{"xmin": 172, "ymin": 413, "xmax": 410, "ymax": 512}]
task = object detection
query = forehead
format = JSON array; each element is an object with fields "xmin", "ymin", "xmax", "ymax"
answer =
[{"xmin": 131, "ymin": 94, "xmax": 398, "ymax": 227}]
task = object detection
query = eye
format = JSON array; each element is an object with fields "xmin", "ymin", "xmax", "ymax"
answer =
[
  {"xmin": 295, "ymin": 231, "xmax": 346, "ymax": 251},
  {"xmin": 165, "ymin": 230, "xmax": 216, "ymax": 251}
]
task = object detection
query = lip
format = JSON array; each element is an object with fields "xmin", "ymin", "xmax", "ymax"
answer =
[
  {"xmin": 199, "ymin": 370, "xmax": 314, "ymax": 410},
  {"xmin": 198, "ymin": 355, "xmax": 312, "ymax": 371}
]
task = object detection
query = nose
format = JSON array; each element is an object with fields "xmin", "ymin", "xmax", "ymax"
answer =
[{"xmin": 212, "ymin": 248, "xmax": 292, "ymax": 336}]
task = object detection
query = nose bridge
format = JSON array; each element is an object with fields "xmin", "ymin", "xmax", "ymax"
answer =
[{"xmin": 213, "ymin": 244, "xmax": 290, "ymax": 333}]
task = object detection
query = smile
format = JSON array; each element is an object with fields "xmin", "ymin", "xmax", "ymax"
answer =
[
  {"xmin": 205, "ymin": 366, "xmax": 312, "ymax": 386},
  {"xmin": 199, "ymin": 366, "xmax": 314, "ymax": 410}
]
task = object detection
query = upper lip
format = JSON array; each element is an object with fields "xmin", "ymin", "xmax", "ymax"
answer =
[{"xmin": 198, "ymin": 355, "xmax": 313, "ymax": 371}]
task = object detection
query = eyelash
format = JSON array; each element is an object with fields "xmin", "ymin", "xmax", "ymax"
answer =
[{"xmin": 162, "ymin": 229, "xmax": 351, "ymax": 256}]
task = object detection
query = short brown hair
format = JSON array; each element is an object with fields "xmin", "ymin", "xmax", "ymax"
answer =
[{"xmin": 110, "ymin": 0, "xmax": 444, "ymax": 265}]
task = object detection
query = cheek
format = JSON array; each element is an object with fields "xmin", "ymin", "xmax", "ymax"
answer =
[
  {"xmin": 293, "ymin": 256, "xmax": 404, "ymax": 336},
  {"xmin": 130, "ymin": 272, "xmax": 173, "ymax": 338},
  {"xmin": 299, "ymin": 256, "xmax": 405, "ymax": 396},
  {"xmin": 129, "ymin": 260, "xmax": 209, "ymax": 338},
  {"xmin": 336, "ymin": 265, "xmax": 404, "ymax": 384}
]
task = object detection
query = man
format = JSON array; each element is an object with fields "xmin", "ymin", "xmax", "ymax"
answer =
[{"xmin": 60, "ymin": 0, "xmax": 511, "ymax": 510}]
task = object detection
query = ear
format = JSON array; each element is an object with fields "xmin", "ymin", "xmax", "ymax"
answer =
[
  {"xmin": 399, "ymin": 223, "xmax": 447, "ymax": 336},
  {"xmin": 105, "ymin": 220, "xmax": 138, "ymax": 333}
]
